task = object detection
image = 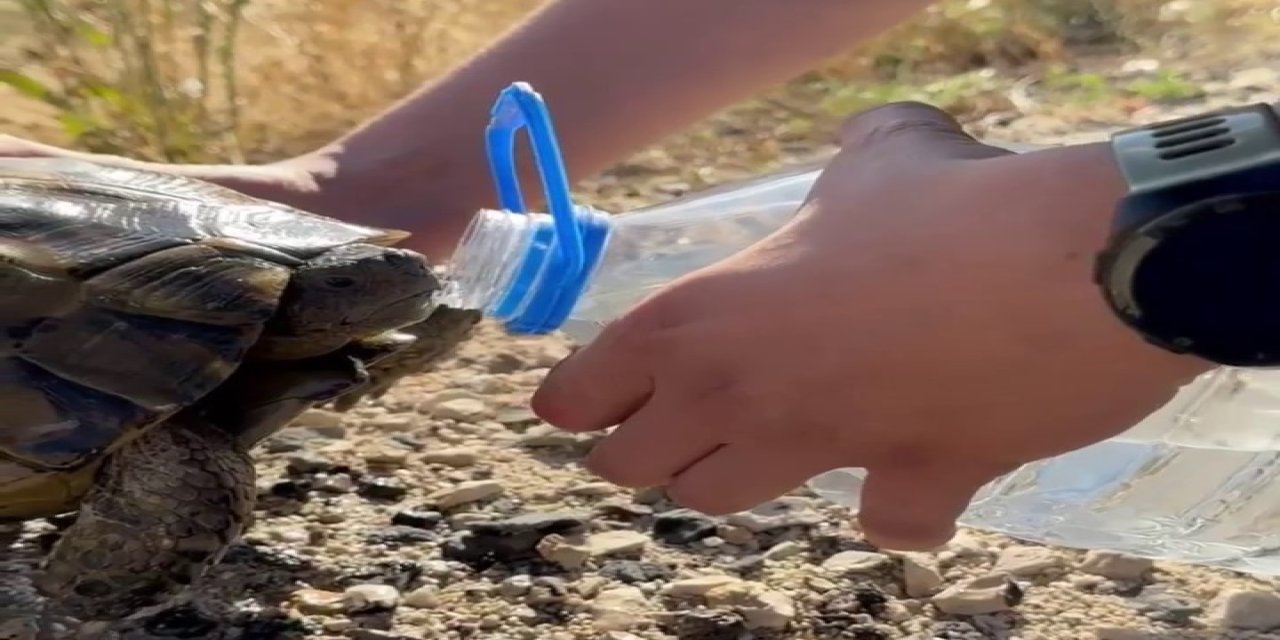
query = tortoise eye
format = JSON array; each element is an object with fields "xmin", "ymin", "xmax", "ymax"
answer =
[{"xmin": 324, "ymin": 276, "xmax": 357, "ymax": 289}]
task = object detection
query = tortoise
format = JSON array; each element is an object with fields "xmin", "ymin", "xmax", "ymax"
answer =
[{"xmin": 0, "ymin": 157, "xmax": 482, "ymax": 621}]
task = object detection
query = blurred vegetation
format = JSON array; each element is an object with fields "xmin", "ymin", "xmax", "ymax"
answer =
[{"xmin": 0, "ymin": 0, "xmax": 1275, "ymax": 164}]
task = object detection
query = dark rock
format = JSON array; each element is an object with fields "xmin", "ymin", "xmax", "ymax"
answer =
[
  {"xmin": 141, "ymin": 605, "xmax": 219, "ymax": 638},
  {"xmin": 598, "ymin": 560, "xmax": 674, "ymax": 583},
  {"xmin": 269, "ymin": 480, "xmax": 309, "ymax": 501},
  {"xmin": 487, "ymin": 353, "xmax": 526, "ymax": 374},
  {"xmin": 1132, "ymin": 586, "xmax": 1203, "ymax": 625},
  {"xmin": 45, "ymin": 513, "xmax": 76, "ymax": 530},
  {"xmin": 359, "ymin": 477, "xmax": 409, "ymax": 502},
  {"xmin": 970, "ymin": 613, "xmax": 1017, "ymax": 637},
  {"xmin": 595, "ymin": 500, "xmax": 653, "ymax": 521},
  {"xmin": 366, "ymin": 526, "xmax": 436, "ymax": 548},
  {"xmin": 726, "ymin": 554, "xmax": 765, "ymax": 576},
  {"xmin": 36, "ymin": 532, "xmax": 59, "ymax": 553},
  {"xmin": 440, "ymin": 532, "xmax": 496, "ymax": 568},
  {"xmin": 652, "ymin": 509, "xmax": 719, "ymax": 545},
  {"xmin": 812, "ymin": 611, "xmax": 878, "ymax": 634},
  {"xmin": 464, "ymin": 512, "xmax": 588, "ymax": 536},
  {"xmin": 848, "ymin": 626, "xmax": 894, "ymax": 640},
  {"xmin": 485, "ymin": 497, "xmax": 524, "ymax": 515},
  {"xmin": 853, "ymin": 585, "xmax": 889, "ymax": 617},
  {"xmin": 812, "ymin": 620, "xmax": 894, "ymax": 640},
  {"xmin": 391, "ymin": 510, "xmax": 443, "ymax": 529},
  {"xmin": 339, "ymin": 561, "xmax": 423, "ymax": 591},
  {"xmin": 441, "ymin": 530, "xmax": 553, "ymax": 569},
  {"xmin": 817, "ymin": 584, "xmax": 890, "ymax": 618},
  {"xmin": 443, "ymin": 512, "xmax": 591, "ymax": 568},
  {"xmin": 285, "ymin": 453, "xmax": 334, "ymax": 475},
  {"xmin": 390, "ymin": 434, "xmax": 426, "ymax": 451},
  {"xmin": 526, "ymin": 576, "xmax": 572, "ymax": 606},
  {"xmin": 1006, "ymin": 579, "xmax": 1027, "ymax": 607},
  {"xmin": 930, "ymin": 620, "xmax": 986, "ymax": 640},
  {"xmin": 220, "ymin": 543, "xmax": 311, "ymax": 571},
  {"xmin": 663, "ymin": 609, "xmax": 748, "ymax": 640},
  {"xmin": 1106, "ymin": 579, "xmax": 1146, "ymax": 597},
  {"xmin": 237, "ymin": 617, "xmax": 310, "ymax": 640},
  {"xmin": 807, "ymin": 531, "xmax": 877, "ymax": 558},
  {"xmin": 262, "ymin": 429, "xmax": 309, "ymax": 453}
]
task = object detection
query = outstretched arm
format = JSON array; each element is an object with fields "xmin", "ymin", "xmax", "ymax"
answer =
[
  {"xmin": 2, "ymin": 0, "xmax": 935, "ymax": 259},
  {"xmin": 312, "ymin": 0, "xmax": 937, "ymax": 240}
]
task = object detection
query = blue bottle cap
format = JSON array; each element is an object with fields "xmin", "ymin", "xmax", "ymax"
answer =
[{"xmin": 483, "ymin": 82, "xmax": 612, "ymax": 335}]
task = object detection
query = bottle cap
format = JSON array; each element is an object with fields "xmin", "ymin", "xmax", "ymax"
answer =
[{"xmin": 483, "ymin": 82, "xmax": 612, "ymax": 334}]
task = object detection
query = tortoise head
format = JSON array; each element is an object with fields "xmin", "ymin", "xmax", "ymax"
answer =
[{"xmin": 260, "ymin": 243, "xmax": 441, "ymax": 359}]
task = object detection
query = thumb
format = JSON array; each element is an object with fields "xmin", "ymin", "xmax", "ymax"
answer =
[{"xmin": 838, "ymin": 101, "xmax": 1011, "ymax": 162}]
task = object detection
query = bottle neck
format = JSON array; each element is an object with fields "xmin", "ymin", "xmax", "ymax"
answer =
[
  {"xmin": 441, "ymin": 206, "xmax": 615, "ymax": 334},
  {"xmin": 442, "ymin": 208, "xmax": 541, "ymax": 313}
]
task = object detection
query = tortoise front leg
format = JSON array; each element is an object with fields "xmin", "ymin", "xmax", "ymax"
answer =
[
  {"xmin": 189, "ymin": 346, "xmax": 376, "ymax": 449},
  {"xmin": 33, "ymin": 346, "xmax": 380, "ymax": 621},
  {"xmin": 34, "ymin": 418, "xmax": 254, "ymax": 621}
]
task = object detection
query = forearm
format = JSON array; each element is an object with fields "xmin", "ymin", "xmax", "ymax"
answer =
[{"xmin": 306, "ymin": 0, "xmax": 935, "ymax": 246}]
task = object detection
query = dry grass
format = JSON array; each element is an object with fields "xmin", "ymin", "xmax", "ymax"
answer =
[
  {"xmin": 0, "ymin": 0, "xmax": 1276, "ymax": 164},
  {"xmin": 0, "ymin": 0, "xmax": 544, "ymax": 161}
]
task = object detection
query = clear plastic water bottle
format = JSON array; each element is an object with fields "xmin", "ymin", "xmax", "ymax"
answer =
[
  {"xmin": 445, "ymin": 82, "xmax": 1280, "ymax": 576},
  {"xmin": 444, "ymin": 82, "xmax": 1040, "ymax": 341}
]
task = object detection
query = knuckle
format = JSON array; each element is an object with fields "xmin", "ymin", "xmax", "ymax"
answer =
[
  {"xmin": 684, "ymin": 369, "xmax": 761, "ymax": 427},
  {"xmin": 840, "ymin": 101, "xmax": 959, "ymax": 147},
  {"xmin": 621, "ymin": 269, "xmax": 733, "ymax": 335},
  {"xmin": 593, "ymin": 296, "xmax": 676, "ymax": 356},
  {"xmin": 622, "ymin": 288, "xmax": 695, "ymax": 335},
  {"xmin": 683, "ymin": 366, "xmax": 740, "ymax": 406}
]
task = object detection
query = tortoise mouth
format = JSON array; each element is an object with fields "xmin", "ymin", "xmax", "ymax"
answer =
[{"xmin": 336, "ymin": 289, "xmax": 437, "ymax": 333}]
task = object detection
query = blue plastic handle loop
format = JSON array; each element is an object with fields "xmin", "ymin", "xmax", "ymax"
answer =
[
  {"xmin": 484, "ymin": 82, "xmax": 611, "ymax": 334},
  {"xmin": 486, "ymin": 82, "xmax": 584, "ymax": 276}
]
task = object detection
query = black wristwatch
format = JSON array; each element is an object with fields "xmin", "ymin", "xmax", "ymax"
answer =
[{"xmin": 1094, "ymin": 102, "xmax": 1280, "ymax": 367}]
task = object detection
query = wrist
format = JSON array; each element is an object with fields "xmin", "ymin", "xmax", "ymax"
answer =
[
  {"xmin": 997, "ymin": 142, "xmax": 1214, "ymax": 376},
  {"xmin": 996, "ymin": 141, "xmax": 1129, "ymax": 253}
]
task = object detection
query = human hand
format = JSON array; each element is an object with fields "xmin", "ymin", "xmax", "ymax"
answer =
[{"xmin": 530, "ymin": 102, "xmax": 1212, "ymax": 551}]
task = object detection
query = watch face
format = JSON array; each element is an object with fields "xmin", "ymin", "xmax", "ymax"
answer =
[{"xmin": 1127, "ymin": 191, "xmax": 1280, "ymax": 366}]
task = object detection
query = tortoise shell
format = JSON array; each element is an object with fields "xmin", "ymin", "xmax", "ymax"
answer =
[{"xmin": 0, "ymin": 158, "xmax": 431, "ymax": 491}]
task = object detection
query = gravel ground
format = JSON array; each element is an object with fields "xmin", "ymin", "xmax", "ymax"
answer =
[{"xmin": 3, "ymin": 44, "xmax": 1280, "ymax": 640}]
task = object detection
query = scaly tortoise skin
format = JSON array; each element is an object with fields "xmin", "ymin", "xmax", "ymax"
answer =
[{"xmin": 0, "ymin": 157, "xmax": 481, "ymax": 621}]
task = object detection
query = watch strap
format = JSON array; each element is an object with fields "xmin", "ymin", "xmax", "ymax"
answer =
[{"xmin": 1110, "ymin": 102, "xmax": 1280, "ymax": 195}]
